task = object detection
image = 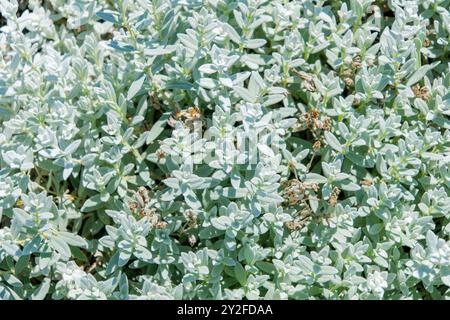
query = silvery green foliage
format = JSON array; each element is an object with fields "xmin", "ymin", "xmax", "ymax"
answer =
[{"xmin": 0, "ymin": 0, "xmax": 449, "ymax": 300}]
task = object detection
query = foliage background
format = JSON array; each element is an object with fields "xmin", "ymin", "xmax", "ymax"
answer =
[{"xmin": 0, "ymin": 0, "xmax": 449, "ymax": 299}]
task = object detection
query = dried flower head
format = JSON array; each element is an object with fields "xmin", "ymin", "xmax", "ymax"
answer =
[
  {"xmin": 15, "ymin": 198, "xmax": 24, "ymax": 208},
  {"xmin": 0, "ymin": 0, "xmax": 448, "ymax": 301},
  {"xmin": 185, "ymin": 107, "xmax": 201, "ymax": 121},
  {"xmin": 282, "ymin": 179, "xmax": 318, "ymax": 206},
  {"xmin": 184, "ymin": 209, "xmax": 198, "ymax": 228},
  {"xmin": 294, "ymin": 70, "xmax": 317, "ymax": 92},
  {"xmin": 188, "ymin": 234, "xmax": 197, "ymax": 246},
  {"xmin": 351, "ymin": 55, "xmax": 362, "ymax": 69},
  {"xmin": 313, "ymin": 140, "xmax": 321, "ymax": 151},
  {"xmin": 128, "ymin": 201, "xmax": 139, "ymax": 212},
  {"xmin": 412, "ymin": 84, "xmax": 431, "ymax": 101},
  {"xmin": 328, "ymin": 187, "xmax": 341, "ymax": 206}
]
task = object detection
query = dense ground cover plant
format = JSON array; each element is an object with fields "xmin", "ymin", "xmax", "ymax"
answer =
[{"xmin": 0, "ymin": 0, "xmax": 449, "ymax": 300}]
